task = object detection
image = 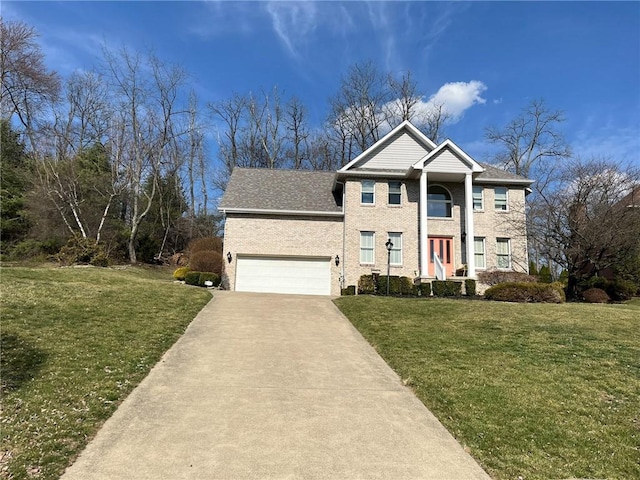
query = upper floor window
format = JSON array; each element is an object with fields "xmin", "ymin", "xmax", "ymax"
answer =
[
  {"xmin": 360, "ymin": 231, "xmax": 375, "ymax": 264},
  {"xmin": 361, "ymin": 180, "xmax": 375, "ymax": 204},
  {"xmin": 388, "ymin": 182, "xmax": 402, "ymax": 205},
  {"xmin": 494, "ymin": 187, "xmax": 508, "ymax": 211},
  {"xmin": 427, "ymin": 185, "xmax": 452, "ymax": 217},
  {"xmin": 388, "ymin": 232, "xmax": 402, "ymax": 265},
  {"xmin": 473, "ymin": 186, "xmax": 484, "ymax": 211}
]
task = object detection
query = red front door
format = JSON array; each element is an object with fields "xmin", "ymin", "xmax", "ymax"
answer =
[{"xmin": 428, "ymin": 237, "xmax": 454, "ymax": 277}]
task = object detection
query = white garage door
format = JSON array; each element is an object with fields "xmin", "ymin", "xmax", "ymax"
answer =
[{"xmin": 236, "ymin": 256, "xmax": 331, "ymax": 296}]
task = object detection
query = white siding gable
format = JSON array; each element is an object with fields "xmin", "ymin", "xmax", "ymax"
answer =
[
  {"xmin": 424, "ymin": 147, "xmax": 473, "ymax": 174},
  {"xmin": 352, "ymin": 130, "xmax": 432, "ymax": 170}
]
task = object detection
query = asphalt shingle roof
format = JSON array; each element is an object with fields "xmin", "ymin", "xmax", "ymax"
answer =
[
  {"xmin": 476, "ymin": 163, "xmax": 533, "ymax": 183},
  {"xmin": 219, "ymin": 168, "xmax": 342, "ymax": 213}
]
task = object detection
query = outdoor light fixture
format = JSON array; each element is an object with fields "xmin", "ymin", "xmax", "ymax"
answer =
[
  {"xmin": 335, "ymin": 255, "xmax": 340, "ymax": 266},
  {"xmin": 227, "ymin": 252, "xmax": 232, "ymax": 264},
  {"xmin": 385, "ymin": 239, "xmax": 393, "ymax": 295}
]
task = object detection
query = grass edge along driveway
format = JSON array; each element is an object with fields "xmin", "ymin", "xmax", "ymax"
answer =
[
  {"xmin": 335, "ymin": 296, "xmax": 640, "ymax": 480},
  {"xmin": 1, "ymin": 266, "xmax": 212, "ymax": 480}
]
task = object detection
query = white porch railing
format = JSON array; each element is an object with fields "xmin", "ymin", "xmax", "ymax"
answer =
[{"xmin": 434, "ymin": 253, "xmax": 446, "ymax": 280}]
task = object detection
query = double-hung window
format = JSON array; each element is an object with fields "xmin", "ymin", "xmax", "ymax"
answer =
[
  {"xmin": 388, "ymin": 232, "xmax": 402, "ymax": 266},
  {"xmin": 496, "ymin": 238, "xmax": 511, "ymax": 269},
  {"xmin": 472, "ymin": 186, "xmax": 484, "ymax": 211},
  {"xmin": 494, "ymin": 187, "xmax": 508, "ymax": 211},
  {"xmin": 360, "ymin": 231, "xmax": 375, "ymax": 264},
  {"xmin": 388, "ymin": 182, "xmax": 402, "ymax": 205},
  {"xmin": 474, "ymin": 237, "xmax": 486, "ymax": 269},
  {"xmin": 361, "ymin": 180, "xmax": 375, "ymax": 204}
]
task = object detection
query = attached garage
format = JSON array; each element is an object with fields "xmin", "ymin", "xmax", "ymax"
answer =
[{"xmin": 235, "ymin": 256, "xmax": 332, "ymax": 296}]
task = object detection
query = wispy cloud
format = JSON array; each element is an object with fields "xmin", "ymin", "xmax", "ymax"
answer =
[
  {"xmin": 265, "ymin": 2, "xmax": 318, "ymax": 60},
  {"xmin": 572, "ymin": 125, "xmax": 640, "ymax": 164}
]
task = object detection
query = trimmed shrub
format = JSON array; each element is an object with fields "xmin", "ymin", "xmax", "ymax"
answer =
[
  {"xmin": 465, "ymin": 279, "xmax": 477, "ymax": 296},
  {"xmin": 173, "ymin": 266, "xmax": 190, "ymax": 281},
  {"xmin": 484, "ymin": 282, "xmax": 565, "ymax": 303},
  {"xmin": 377, "ymin": 276, "xmax": 415, "ymax": 295},
  {"xmin": 341, "ymin": 285, "xmax": 356, "ymax": 296},
  {"xmin": 432, "ymin": 280, "xmax": 463, "ymax": 298},
  {"xmin": 189, "ymin": 237, "xmax": 223, "ymax": 255},
  {"xmin": 189, "ymin": 250, "xmax": 223, "ymax": 275},
  {"xmin": 358, "ymin": 274, "xmax": 377, "ymax": 295},
  {"xmin": 582, "ymin": 287, "xmax": 610, "ymax": 304},
  {"xmin": 417, "ymin": 283, "xmax": 431, "ymax": 297},
  {"xmin": 477, "ymin": 270, "xmax": 537, "ymax": 286},
  {"xmin": 184, "ymin": 271, "xmax": 202, "ymax": 286},
  {"xmin": 199, "ymin": 272, "xmax": 220, "ymax": 287}
]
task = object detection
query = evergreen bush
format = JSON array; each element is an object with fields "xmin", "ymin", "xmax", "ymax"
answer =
[
  {"xmin": 184, "ymin": 271, "xmax": 202, "ymax": 286},
  {"xmin": 417, "ymin": 283, "xmax": 431, "ymax": 297},
  {"xmin": 173, "ymin": 266, "xmax": 190, "ymax": 281},
  {"xmin": 358, "ymin": 274, "xmax": 377, "ymax": 294},
  {"xmin": 432, "ymin": 280, "xmax": 462, "ymax": 297},
  {"xmin": 464, "ymin": 279, "xmax": 477, "ymax": 296},
  {"xmin": 199, "ymin": 272, "xmax": 220, "ymax": 287},
  {"xmin": 341, "ymin": 285, "xmax": 356, "ymax": 296},
  {"xmin": 582, "ymin": 287, "xmax": 610, "ymax": 303}
]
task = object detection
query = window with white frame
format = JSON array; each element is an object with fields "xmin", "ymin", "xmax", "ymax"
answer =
[
  {"xmin": 496, "ymin": 238, "xmax": 511, "ymax": 269},
  {"xmin": 494, "ymin": 187, "xmax": 508, "ymax": 211},
  {"xmin": 361, "ymin": 180, "xmax": 375, "ymax": 204},
  {"xmin": 360, "ymin": 231, "xmax": 375, "ymax": 264},
  {"xmin": 427, "ymin": 185, "xmax": 452, "ymax": 217},
  {"xmin": 388, "ymin": 232, "xmax": 402, "ymax": 265},
  {"xmin": 388, "ymin": 182, "xmax": 402, "ymax": 205},
  {"xmin": 472, "ymin": 186, "xmax": 484, "ymax": 211},
  {"xmin": 474, "ymin": 237, "xmax": 485, "ymax": 269}
]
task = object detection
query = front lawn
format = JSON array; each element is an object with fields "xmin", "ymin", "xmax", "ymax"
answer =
[
  {"xmin": 1, "ymin": 266, "xmax": 212, "ymax": 480},
  {"xmin": 334, "ymin": 296, "xmax": 640, "ymax": 480}
]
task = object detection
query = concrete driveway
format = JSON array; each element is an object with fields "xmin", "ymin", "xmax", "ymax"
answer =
[{"xmin": 62, "ymin": 292, "xmax": 491, "ymax": 480}]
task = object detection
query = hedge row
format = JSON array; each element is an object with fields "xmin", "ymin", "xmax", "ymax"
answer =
[
  {"xmin": 351, "ymin": 275, "xmax": 476, "ymax": 298},
  {"xmin": 484, "ymin": 282, "xmax": 565, "ymax": 303}
]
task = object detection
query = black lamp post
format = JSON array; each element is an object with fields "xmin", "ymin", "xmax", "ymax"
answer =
[{"xmin": 385, "ymin": 238, "xmax": 393, "ymax": 295}]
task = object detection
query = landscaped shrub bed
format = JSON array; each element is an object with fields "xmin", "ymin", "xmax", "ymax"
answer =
[
  {"xmin": 579, "ymin": 276, "xmax": 637, "ymax": 301},
  {"xmin": 173, "ymin": 266, "xmax": 190, "ymax": 281},
  {"xmin": 341, "ymin": 285, "xmax": 356, "ymax": 296},
  {"xmin": 484, "ymin": 281, "xmax": 566, "ymax": 303},
  {"xmin": 358, "ymin": 274, "xmax": 416, "ymax": 296},
  {"xmin": 464, "ymin": 278, "xmax": 477, "ymax": 296}
]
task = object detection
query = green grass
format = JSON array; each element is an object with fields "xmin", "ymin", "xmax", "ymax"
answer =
[
  {"xmin": 334, "ymin": 296, "xmax": 640, "ymax": 480},
  {"xmin": 1, "ymin": 265, "xmax": 212, "ymax": 480}
]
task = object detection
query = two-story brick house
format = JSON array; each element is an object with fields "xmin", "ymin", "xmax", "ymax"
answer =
[{"xmin": 219, "ymin": 121, "xmax": 533, "ymax": 296}]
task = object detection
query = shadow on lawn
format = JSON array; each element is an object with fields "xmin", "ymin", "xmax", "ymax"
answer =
[{"xmin": 0, "ymin": 332, "xmax": 47, "ymax": 393}]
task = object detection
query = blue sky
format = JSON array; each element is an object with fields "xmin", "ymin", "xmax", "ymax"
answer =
[{"xmin": 4, "ymin": 1, "xmax": 640, "ymax": 168}]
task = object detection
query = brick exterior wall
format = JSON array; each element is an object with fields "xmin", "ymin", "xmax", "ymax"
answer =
[
  {"xmin": 222, "ymin": 214, "xmax": 343, "ymax": 295},
  {"xmin": 342, "ymin": 179, "xmax": 529, "ymax": 290},
  {"xmin": 343, "ymin": 179, "xmax": 420, "ymax": 289}
]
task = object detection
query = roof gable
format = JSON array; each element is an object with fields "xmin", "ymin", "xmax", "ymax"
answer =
[
  {"xmin": 412, "ymin": 139, "xmax": 484, "ymax": 174},
  {"xmin": 339, "ymin": 121, "xmax": 437, "ymax": 173}
]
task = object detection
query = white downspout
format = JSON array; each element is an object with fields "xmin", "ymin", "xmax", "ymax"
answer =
[
  {"xmin": 419, "ymin": 170, "xmax": 429, "ymax": 277},
  {"xmin": 464, "ymin": 173, "xmax": 476, "ymax": 279}
]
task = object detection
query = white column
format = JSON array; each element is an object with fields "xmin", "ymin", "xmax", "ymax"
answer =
[
  {"xmin": 464, "ymin": 172, "xmax": 476, "ymax": 278},
  {"xmin": 420, "ymin": 170, "xmax": 429, "ymax": 277}
]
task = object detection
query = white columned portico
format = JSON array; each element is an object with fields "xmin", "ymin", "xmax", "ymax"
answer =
[
  {"xmin": 419, "ymin": 170, "xmax": 428, "ymax": 277},
  {"xmin": 464, "ymin": 172, "xmax": 476, "ymax": 278}
]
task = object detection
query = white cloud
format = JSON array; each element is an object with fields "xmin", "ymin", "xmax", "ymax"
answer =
[{"xmin": 416, "ymin": 80, "xmax": 487, "ymax": 122}]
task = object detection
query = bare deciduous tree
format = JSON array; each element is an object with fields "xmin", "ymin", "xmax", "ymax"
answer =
[{"xmin": 0, "ymin": 18, "xmax": 61, "ymax": 148}]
